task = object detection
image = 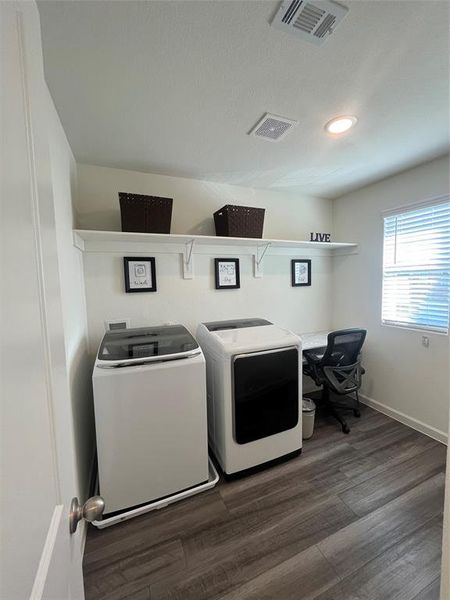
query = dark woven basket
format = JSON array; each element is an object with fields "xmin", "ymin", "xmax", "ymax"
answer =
[
  {"xmin": 214, "ymin": 204, "xmax": 265, "ymax": 238},
  {"xmin": 119, "ymin": 193, "xmax": 173, "ymax": 233}
]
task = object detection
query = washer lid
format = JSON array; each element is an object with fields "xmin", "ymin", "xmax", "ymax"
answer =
[
  {"xmin": 207, "ymin": 324, "xmax": 301, "ymax": 355},
  {"xmin": 97, "ymin": 325, "xmax": 199, "ymax": 363}
]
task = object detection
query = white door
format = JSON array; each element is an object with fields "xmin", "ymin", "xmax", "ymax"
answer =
[{"xmin": 1, "ymin": 1, "xmax": 87, "ymax": 598}]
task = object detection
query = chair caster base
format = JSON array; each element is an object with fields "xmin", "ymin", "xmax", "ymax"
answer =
[
  {"xmin": 342, "ymin": 424, "xmax": 350, "ymax": 434},
  {"xmin": 353, "ymin": 409, "xmax": 361, "ymax": 418}
]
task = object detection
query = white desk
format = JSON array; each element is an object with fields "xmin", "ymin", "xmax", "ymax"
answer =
[{"xmin": 300, "ymin": 331, "xmax": 329, "ymax": 351}]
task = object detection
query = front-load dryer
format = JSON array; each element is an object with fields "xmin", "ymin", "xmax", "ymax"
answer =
[
  {"xmin": 196, "ymin": 318, "xmax": 302, "ymax": 476},
  {"xmin": 93, "ymin": 325, "xmax": 209, "ymax": 514}
]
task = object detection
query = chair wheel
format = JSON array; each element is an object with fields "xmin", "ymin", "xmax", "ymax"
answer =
[
  {"xmin": 354, "ymin": 409, "xmax": 361, "ymax": 418},
  {"xmin": 342, "ymin": 424, "xmax": 350, "ymax": 434}
]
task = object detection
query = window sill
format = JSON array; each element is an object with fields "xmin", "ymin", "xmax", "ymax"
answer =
[{"xmin": 381, "ymin": 322, "xmax": 449, "ymax": 336}]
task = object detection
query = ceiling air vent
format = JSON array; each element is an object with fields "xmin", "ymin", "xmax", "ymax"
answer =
[
  {"xmin": 271, "ymin": 0, "xmax": 348, "ymax": 45},
  {"xmin": 249, "ymin": 113, "xmax": 298, "ymax": 142}
]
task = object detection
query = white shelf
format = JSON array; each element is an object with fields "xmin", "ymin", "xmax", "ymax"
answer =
[
  {"xmin": 74, "ymin": 229, "xmax": 357, "ymax": 251},
  {"xmin": 73, "ymin": 229, "xmax": 358, "ymax": 279}
]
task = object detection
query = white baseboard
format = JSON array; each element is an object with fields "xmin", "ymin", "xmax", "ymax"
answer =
[{"xmin": 359, "ymin": 394, "xmax": 448, "ymax": 445}]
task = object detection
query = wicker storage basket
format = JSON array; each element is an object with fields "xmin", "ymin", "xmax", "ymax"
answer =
[
  {"xmin": 214, "ymin": 204, "xmax": 265, "ymax": 238},
  {"xmin": 119, "ymin": 192, "xmax": 173, "ymax": 233}
]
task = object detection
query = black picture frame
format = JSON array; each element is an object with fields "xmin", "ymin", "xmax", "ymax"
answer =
[
  {"xmin": 214, "ymin": 258, "xmax": 240, "ymax": 290},
  {"xmin": 291, "ymin": 259, "xmax": 311, "ymax": 287},
  {"xmin": 124, "ymin": 257, "xmax": 157, "ymax": 293}
]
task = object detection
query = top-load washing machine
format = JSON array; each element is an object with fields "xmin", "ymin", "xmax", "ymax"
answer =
[
  {"xmin": 93, "ymin": 325, "xmax": 209, "ymax": 515},
  {"xmin": 196, "ymin": 318, "xmax": 302, "ymax": 476}
]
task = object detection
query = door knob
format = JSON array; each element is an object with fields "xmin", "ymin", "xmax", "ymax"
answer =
[{"xmin": 69, "ymin": 495, "xmax": 105, "ymax": 534}]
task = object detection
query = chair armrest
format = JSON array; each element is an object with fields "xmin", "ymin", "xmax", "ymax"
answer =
[
  {"xmin": 303, "ymin": 350, "xmax": 325, "ymax": 386},
  {"xmin": 303, "ymin": 350, "xmax": 324, "ymax": 365}
]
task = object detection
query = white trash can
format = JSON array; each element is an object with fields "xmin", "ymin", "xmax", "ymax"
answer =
[{"xmin": 302, "ymin": 398, "xmax": 316, "ymax": 440}]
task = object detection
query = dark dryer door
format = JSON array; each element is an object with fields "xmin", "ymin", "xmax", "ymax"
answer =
[{"xmin": 233, "ymin": 347, "xmax": 299, "ymax": 444}]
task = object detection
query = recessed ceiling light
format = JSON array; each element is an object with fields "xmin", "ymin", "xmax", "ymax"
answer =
[{"xmin": 325, "ymin": 116, "xmax": 357, "ymax": 135}]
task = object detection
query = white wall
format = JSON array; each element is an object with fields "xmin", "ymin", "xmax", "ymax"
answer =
[
  {"xmin": 332, "ymin": 155, "xmax": 449, "ymax": 441},
  {"xmin": 76, "ymin": 163, "xmax": 332, "ymax": 239},
  {"xmin": 76, "ymin": 164, "xmax": 334, "ymax": 354},
  {"xmin": 48, "ymin": 100, "xmax": 94, "ymax": 502}
]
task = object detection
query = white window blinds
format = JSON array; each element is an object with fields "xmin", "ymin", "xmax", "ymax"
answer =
[{"xmin": 382, "ymin": 197, "xmax": 450, "ymax": 334}]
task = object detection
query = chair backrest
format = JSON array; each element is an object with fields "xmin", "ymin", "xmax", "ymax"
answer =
[{"xmin": 321, "ymin": 329, "xmax": 367, "ymax": 367}]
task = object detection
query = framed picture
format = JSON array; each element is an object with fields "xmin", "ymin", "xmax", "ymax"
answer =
[
  {"xmin": 291, "ymin": 259, "xmax": 311, "ymax": 287},
  {"xmin": 124, "ymin": 257, "xmax": 157, "ymax": 293},
  {"xmin": 214, "ymin": 258, "xmax": 240, "ymax": 290}
]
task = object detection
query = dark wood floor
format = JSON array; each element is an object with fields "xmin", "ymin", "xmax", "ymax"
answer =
[{"xmin": 83, "ymin": 406, "xmax": 446, "ymax": 600}]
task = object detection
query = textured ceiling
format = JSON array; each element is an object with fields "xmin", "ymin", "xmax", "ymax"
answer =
[{"xmin": 38, "ymin": 0, "xmax": 449, "ymax": 198}]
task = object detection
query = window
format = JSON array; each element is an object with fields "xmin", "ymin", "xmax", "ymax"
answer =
[{"xmin": 382, "ymin": 197, "xmax": 450, "ymax": 334}]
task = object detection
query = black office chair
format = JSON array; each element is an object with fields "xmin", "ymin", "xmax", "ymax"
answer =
[{"xmin": 303, "ymin": 329, "xmax": 367, "ymax": 434}]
